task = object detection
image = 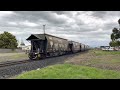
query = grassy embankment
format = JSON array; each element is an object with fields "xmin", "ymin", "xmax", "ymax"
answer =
[
  {"xmin": 16, "ymin": 64, "xmax": 120, "ymax": 79},
  {"xmin": 83, "ymin": 50, "xmax": 120, "ymax": 66}
]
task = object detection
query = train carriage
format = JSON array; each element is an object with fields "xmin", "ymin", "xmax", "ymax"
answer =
[
  {"xmin": 26, "ymin": 34, "xmax": 69, "ymax": 59},
  {"xmin": 45, "ymin": 34, "xmax": 68, "ymax": 56},
  {"xmin": 69, "ymin": 41, "xmax": 80, "ymax": 53},
  {"xmin": 80, "ymin": 44, "xmax": 85, "ymax": 51}
]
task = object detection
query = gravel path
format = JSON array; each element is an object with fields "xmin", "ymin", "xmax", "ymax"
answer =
[{"xmin": 0, "ymin": 52, "xmax": 83, "ymax": 79}]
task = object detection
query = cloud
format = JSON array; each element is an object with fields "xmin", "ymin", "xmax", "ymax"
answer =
[
  {"xmin": 91, "ymin": 11, "xmax": 107, "ymax": 18},
  {"xmin": 0, "ymin": 11, "xmax": 119, "ymax": 47},
  {"xmin": 0, "ymin": 11, "xmax": 14, "ymax": 18},
  {"xmin": 8, "ymin": 22, "xmax": 18, "ymax": 26},
  {"xmin": 19, "ymin": 20, "xmax": 38, "ymax": 27}
]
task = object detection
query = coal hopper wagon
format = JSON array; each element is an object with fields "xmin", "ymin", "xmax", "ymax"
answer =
[{"xmin": 26, "ymin": 34, "xmax": 89, "ymax": 60}]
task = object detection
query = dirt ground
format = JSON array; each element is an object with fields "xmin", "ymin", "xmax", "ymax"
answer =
[
  {"xmin": 0, "ymin": 52, "xmax": 28, "ymax": 63},
  {"xmin": 65, "ymin": 50, "xmax": 120, "ymax": 71}
]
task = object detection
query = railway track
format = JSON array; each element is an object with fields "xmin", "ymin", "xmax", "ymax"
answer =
[
  {"xmin": 0, "ymin": 60, "xmax": 32, "ymax": 68},
  {"xmin": 0, "ymin": 51, "xmax": 88, "ymax": 68},
  {"xmin": 0, "ymin": 55, "xmax": 64, "ymax": 68}
]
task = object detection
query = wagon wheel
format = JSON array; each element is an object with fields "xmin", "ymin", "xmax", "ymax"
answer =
[{"xmin": 28, "ymin": 53, "xmax": 38, "ymax": 60}]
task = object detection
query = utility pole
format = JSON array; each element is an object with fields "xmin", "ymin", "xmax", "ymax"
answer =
[
  {"xmin": 43, "ymin": 24, "xmax": 46, "ymax": 34},
  {"xmin": 118, "ymin": 19, "xmax": 120, "ymax": 30}
]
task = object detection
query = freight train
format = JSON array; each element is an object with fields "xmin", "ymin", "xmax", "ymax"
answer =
[{"xmin": 26, "ymin": 34, "xmax": 90, "ymax": 60}]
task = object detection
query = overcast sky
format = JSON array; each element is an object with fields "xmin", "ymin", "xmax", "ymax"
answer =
[{"xmin": 0, "ymin": 11, "xmax": 119, "ymax": 47}]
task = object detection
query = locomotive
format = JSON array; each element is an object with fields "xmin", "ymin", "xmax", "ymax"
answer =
[{"xmin": 26, "ymin": 34, "xmax": 89, "ymax": 60}]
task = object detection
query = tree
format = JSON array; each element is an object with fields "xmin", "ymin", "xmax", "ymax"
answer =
[
  {"xmin": 109, "ymin": 41, "xmax": 120, "ymax": 47},
  {"xmin": 111, "ymin": 33, "xmax": 115, "ymax": 41},
  {"xmin": 109, "ymin": 41, "xmax": 115, "ymax": 47},
  {"xmin": 0, "ymin": 31, "xmax": 18, "ymax": 49},
  {"xmin": 118, "ymin": 19, "xmax": 120, "ymax": 25},
  {"xmin": 110, "ymin": 28, "xmax": 120, "ymax": 47},
  {"xmin": 109, "ymin": 19, "xmax": 120, "ymax": 47},
  {"xmin": 111, "ymin": 28, "xmax": 120, "ymax": 40},
  {"xmin": 112, "ymin": 28, "xmax": 119, "ymax": 34}
]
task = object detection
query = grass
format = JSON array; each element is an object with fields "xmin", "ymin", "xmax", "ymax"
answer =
[
  {"xmin": 0, "ymin": 52, "xmax": 28, "ymax": 62},
  {"xmin": 64, "ymin": 50, "xmax": 120, "ymax": 71},
  {"xmin": 93, "ymin": 50, "xmax": 120, "ymax": 56},
  {"xmin": 16, "ymin": 64, "xmax": 120, "ymax": 79},
  {"xmin": 85, "ymin": 58, "xmax": 120, "ymax": 65},
  {"xmin": 90, "ymin": 50, "xmax": 120, "ymax": 64}
]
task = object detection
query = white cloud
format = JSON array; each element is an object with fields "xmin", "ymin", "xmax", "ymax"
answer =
[
  {"xmin": 19, "ymin": 20, "xmax": 38, "ymax": 27},
  {"xmin": 0, "ymin": 11, "xmax": 14, "ymax": 19},
  {"xmin": 8, "ymin": 22, "xmax": 18, "ymax": 26},
  {"xmin": 0, "ymin": 11, "xmax": 119, "ymax": 47}
]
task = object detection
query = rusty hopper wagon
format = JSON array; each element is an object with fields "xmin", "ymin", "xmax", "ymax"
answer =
[
  {"xmin": 26, "ymin": 34, "xmax": 89, "ymax": 60},
  {"xmin": 26, "ymin": 34, "xmax": 69, "ymax": 59}
]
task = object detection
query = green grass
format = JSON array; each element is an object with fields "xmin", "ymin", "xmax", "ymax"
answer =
[
  {"xmin": 85, "ymin": 59, "xmax": 120, "ymax": 65},
  {"xmin": 109, "ymin": 59, "xmax": 120, "ymax": 63},
  {"xmin": 16, "ymin": 64, "xmax": 120, "ymax": 79},
  {"xmin": 90, "ymin": 50, "xmax": 120, "ymax": 64},
  {"xmin": 93, "ymin": 50, "xmax": 120, "ymax": 56}
]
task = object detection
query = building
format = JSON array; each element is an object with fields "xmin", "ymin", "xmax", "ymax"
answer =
[
  {"xmin": 22, "ymin": 45, "xmax": 31, "ymax": 51},
  {"xmin": 17, "ymin": 39, "xmax": 25, "ymax": 48}
]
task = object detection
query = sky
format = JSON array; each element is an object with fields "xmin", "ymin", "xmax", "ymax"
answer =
[{"xmin": 0, "ymin": 11, "xmax": 119, "ymax": 47}]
